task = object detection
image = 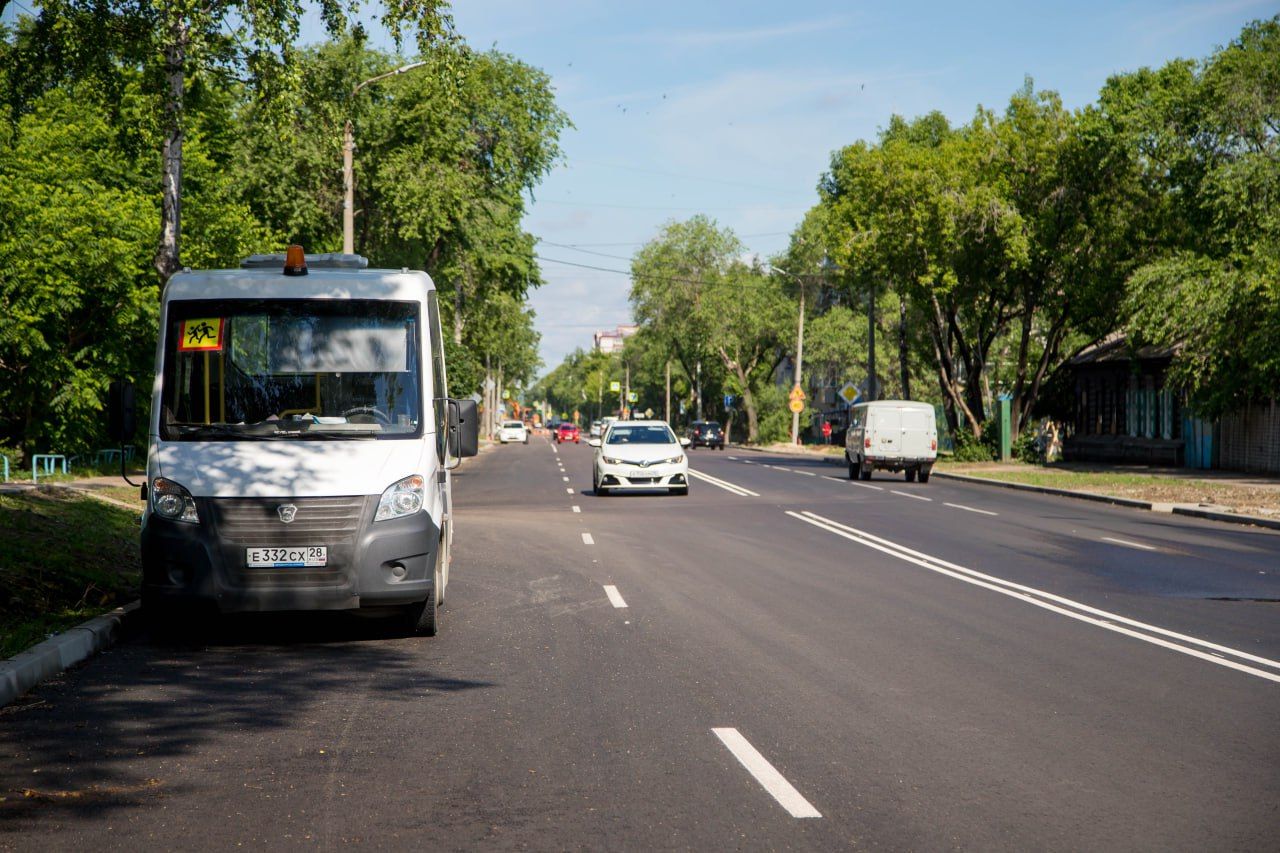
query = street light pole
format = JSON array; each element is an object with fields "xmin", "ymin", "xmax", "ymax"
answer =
[
  {"xmin": 772, "ymin": 265, "xmax": 808, "ymax": 445},
  {"xmin": 343, "ymin": 61, "xmax": 427, "ymax": 255}
]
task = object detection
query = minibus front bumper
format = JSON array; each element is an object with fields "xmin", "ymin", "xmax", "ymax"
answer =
[{"xmin": 141, "ymin": 494, "xmax": 439, "ymax": 613}]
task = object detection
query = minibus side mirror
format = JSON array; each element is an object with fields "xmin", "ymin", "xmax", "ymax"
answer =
[
  {"xmin": 106, "ymin": 379, "xmax": 141, "ymax": 487},
  {"xmin": 446, "ymin": 398, "xmax": 479, "ymax": 468},
  {"xmin": 107, "ymin": 379, "xmax": 136, "ymax": 443}
]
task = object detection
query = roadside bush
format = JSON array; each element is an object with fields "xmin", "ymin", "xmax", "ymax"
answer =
[
  {"xmin": 952, "ymin": 424, "xmax": 995, "ymax": 462},
  {"xmin": 1012, "ymin": 429, "xmax": 1039, "ymax": 462}
]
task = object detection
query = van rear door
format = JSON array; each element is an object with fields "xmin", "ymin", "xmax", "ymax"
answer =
[
  {"xmin": 872, "ymin": 408, "xmax": 901, "ymax": 456},
  {"xmin": 899, "ymin": 408, "xmax": 934, "ymax": 458}
]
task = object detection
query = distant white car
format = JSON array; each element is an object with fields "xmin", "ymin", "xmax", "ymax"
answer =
[
  {"xmin": 498, "ymin": 420, "xmax": 528, "ymax": 444},
  {"xmin": 589, "ymin": 419, "xmax": 603, "ymax": 438},
  {"xmin": 588, "ymin": 420, "xmax": 690, "ymax": 496}
]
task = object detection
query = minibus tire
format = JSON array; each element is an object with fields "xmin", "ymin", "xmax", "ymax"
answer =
[
  {"xmin": 404, "ymin": 544, "xmax": 443, "ymax": 636},
  {"xmin": 905, "ymin": 468, "xmax": 917, "ymax": 482},
  {"xmin": 918, "ymin": 469, "xmax": 931, "ymax": 484}
]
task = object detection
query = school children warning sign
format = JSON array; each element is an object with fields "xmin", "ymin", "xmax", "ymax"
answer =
[{"xmin": 179, "ymin": 318, "xmax": 224, "ymax": 351}]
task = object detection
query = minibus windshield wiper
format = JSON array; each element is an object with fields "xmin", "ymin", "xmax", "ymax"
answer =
[{"xmin": 169, "ymin": 422, "xmax": 286, "ymax": 440}]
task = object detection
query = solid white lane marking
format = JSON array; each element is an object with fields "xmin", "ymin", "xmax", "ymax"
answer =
[
  {"xmin": 687, "ymin": 468, "xmax": 760, "ymax": 497},
  {"xmin": 712, "ymin": 728, "xmax": 822, "ymax": 819},
  {"xmin": 572, "ymin": 505, "xmax": 581, "ymax": 513},
  {"xmin": 850, "ymin": 481, "xmax": 883, "ymax": 491},
  {"xmin": 603, "ymin": 585, "xmax": 627, "ymax": 608},
  {"xmin": 891, "ymin": 489, "xmax": 932, "ymax": 502},
  {"xmin": 787, "ymin": 510, "xmax": 1280, "ymax": 683},
  {"xmin": 944, "ymin": 502, "xmax": 997, "ymax": 516},
  {"xmin": 581, "ymin": 532, "xmax": 594, "ymax": 545},
  {"xmin": 1102, "ymin": 536, "xmax": 1157, "ymax": 551}
]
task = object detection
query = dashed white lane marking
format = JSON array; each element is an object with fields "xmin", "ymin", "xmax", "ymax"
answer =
[
  {"xmin": 822, "ymin": 475, "xmax": 847, "ymax": 483},
  {"xmin": 850, "ymin": 481, "xmax": 883, "ymax": 491},
  {"xmin": 562, "ymin": 476, "xmax": 570, "ymax": 482},
  {"xmin": 1102, "ymin": 536, "xmax": 1157, "ymax": 551},
  {"xmin": 797, "ymin": 471, "xmax": 817, "ymax": 477},
  {"xmin": 712, "ymin": 728, "xmax": 822, "ymax": 819},
  {"xmin": 944, "ymin": 502, "xmax": 998, "ymax": 516},
  {"xmin": 891, "ymin": 489, "xmax": 932, "ymax": 501},
  {"xmin": 727, "ymin": 455, "xmax": 738, "ymax": 460},
  {"xmin": 741, "ymin": 460, "xmax": 755, "ymax": 464},
  {"xmin": 787, "ymin": 510, "xmax": 1280, "ymax": 684},
  {"xmin": 581, "ymin": 532, "xmax": 595, "ymax": 545},
  {"xmin": 687, "ymin": 468, "xmax": 760, "ymax": 497},
  {"xmin": 603, "ymin": 585, "xmax": 627, "ymax": 608},
  {"xmin": 572, "ymin": 505, "xmax": 581, "ymax": 513},
  {"xmin": 566, "ymin": 488, "xmax": 574, "ymax": 494}
]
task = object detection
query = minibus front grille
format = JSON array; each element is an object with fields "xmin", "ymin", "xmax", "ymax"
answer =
[{"xmin": 209, "ymin": 496, "xmax": 367, "ymax": 545}]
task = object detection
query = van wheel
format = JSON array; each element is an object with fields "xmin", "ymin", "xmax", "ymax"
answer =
[
  {"xmin": 847, "ymin": 455, "xmax": 857, "ymax": 480},
  {"xmin": 403, "ymin": 543, "xmax": 443, "ymax": 636},
  {"xmin": 905, "ymin": 468, "xmax": 917, "ymax": 482},
  {"xmin": 918, "ymin": 468, "xmax": 931, "ymax": 484},
  {"xmin": 859, "ymin": 458, "xmax": 873, "ymax": 480}
]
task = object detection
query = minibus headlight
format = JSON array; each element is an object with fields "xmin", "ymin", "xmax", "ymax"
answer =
[
  {"xmin": 152, "ymin": 478, "xmax": 199, "ymax": 524},
  {"xmin": 376, "ymin": 475, "xmax": 425, "ymax": 521}
]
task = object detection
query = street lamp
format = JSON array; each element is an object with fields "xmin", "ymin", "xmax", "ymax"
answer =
[
  {"xmin": 770, "ymin": 265, "xmax": 808, "ymax": 445},
  {"xmin": 343, "ymin": 61, "xmax": 428, "ymax": 255}
]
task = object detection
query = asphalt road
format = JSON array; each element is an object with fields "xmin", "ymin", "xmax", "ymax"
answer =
[{"xmin": 2, "ymin": 436, "xmax": 1277, "ymax": 850}]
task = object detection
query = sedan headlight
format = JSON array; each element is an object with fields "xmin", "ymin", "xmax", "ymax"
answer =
[
  {"xmin": 375, "ymin": 474, "xmax": 425, "ymax": 521},
  {"xmin": 152, "ymin": 478, "xmax": 199, "ymax": 523},
  {"xmin": 601, "ymin": 455, "xmax": 624, "ymax": 465},
  {"xmin": 662, "ymin": 454, "xmax": 685, "ymax": 464}
]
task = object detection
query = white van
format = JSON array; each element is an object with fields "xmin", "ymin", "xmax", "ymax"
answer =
[
  {"xmin": 108, "ymin": 249, "xmax": 478, "ymax": 635},
  {"xmin": 844, "ymin": 400, "xmax": 937, "ymax": 482}
]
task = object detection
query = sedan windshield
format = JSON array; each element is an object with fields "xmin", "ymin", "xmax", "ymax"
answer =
[
  {"xmin": 606, "ymin": 425, "xmax": 676, "ymax": 445},
  {"xmin": 160, "ymin": 299, "xmax": 421, "ymax": 441}
]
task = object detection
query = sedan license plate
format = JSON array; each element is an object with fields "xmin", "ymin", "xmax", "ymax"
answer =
[{"xmin": 246, "ymin": 546, "xmax": 327, "ymax": 568}]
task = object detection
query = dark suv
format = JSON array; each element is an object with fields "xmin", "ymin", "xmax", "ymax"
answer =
[{"xmin": 689, "ymin": 420, "xmax": 725, "ymax": 450}]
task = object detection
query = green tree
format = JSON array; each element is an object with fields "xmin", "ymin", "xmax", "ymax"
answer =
[{"xmin": 1110, "ymin": 17, "xmax": 1280, "ymax": 415}]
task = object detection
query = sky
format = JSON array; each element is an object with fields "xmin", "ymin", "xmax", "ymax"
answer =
[
  {"xmin": 5, "ymin": 0, "xmax": 1272, "ymax": 374},
  {"xmin": 438, "ymin": 0, "xmax": 1272, "ymax": 374}
]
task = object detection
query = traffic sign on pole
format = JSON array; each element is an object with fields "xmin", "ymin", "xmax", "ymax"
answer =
[
  {"xmin": 788, "ymin": 398, "xmax": 804, "ymax": 414},
  {"xmin": 838, "ymin": 382, "xmax": 858, "ymax": 405},
  {"xmin": 788, "ymin": 385, "xmax": 806, "ymax": 403}
]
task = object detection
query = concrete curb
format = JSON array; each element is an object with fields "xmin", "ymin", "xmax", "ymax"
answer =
[
  {"xmin": 0, "ymin": 601, "xmax": 141, "ymax": 709},
  {"xmin": 931, "ymin": 471, "xmax": 1154, "ymax": 510},
  {"xmin": 1167, "ymin": 504, "xmax": 1280, "ymax": 531}
]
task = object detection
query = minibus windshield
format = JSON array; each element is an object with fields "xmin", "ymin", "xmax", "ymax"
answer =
[{"xmin": 160, "ymin": 299, "xmax": 422, "ymax": 441}]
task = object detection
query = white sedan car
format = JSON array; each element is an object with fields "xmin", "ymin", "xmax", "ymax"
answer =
[
  {"xmin": 498, "ymin": 420, "xmax": 528, "ymax": 444},
  {"xmin": 588, "ymin": 420, "xmax": 690, "ymax": 496}
]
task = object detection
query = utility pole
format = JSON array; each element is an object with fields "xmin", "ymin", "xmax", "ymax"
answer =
[
  {"xmin": 695, "ymin": 360, "xmax": 703, "ymax": 421},
  {"xmin": 343, "ymin": 61, "xmax": 427, "ymax": 255},
  {"xmin": 623, "ymin": 361, "xmax": 631, "ymax": 419},
  {"xmin": 867, "ymin": 283, "xmax": 877, "ymax": 402},
  {"xmin": 792, "ymin": 283, "xmax": 806, "ymax": 444},
  {"xmin": 665, "ymin": 360, "xmax": 671, "ymax": 425}
]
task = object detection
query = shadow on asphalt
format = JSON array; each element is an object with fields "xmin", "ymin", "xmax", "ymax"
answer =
[{"xmin": 0, "ymin": 611, "xmax": 493, "ymax": 826}]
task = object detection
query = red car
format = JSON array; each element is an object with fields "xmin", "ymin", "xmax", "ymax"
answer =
[{"xmin": 556, "ymin": 422, "xmax": 580, "ymax": 443}]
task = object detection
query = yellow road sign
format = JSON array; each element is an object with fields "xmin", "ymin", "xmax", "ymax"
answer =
[
  {"xmin": 788, "ymin": 398, "xmax": 805, "ymax": 414},
  {"xmin": 788, "ymin": 385, "xmax": 806, "ymax": 402}
]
